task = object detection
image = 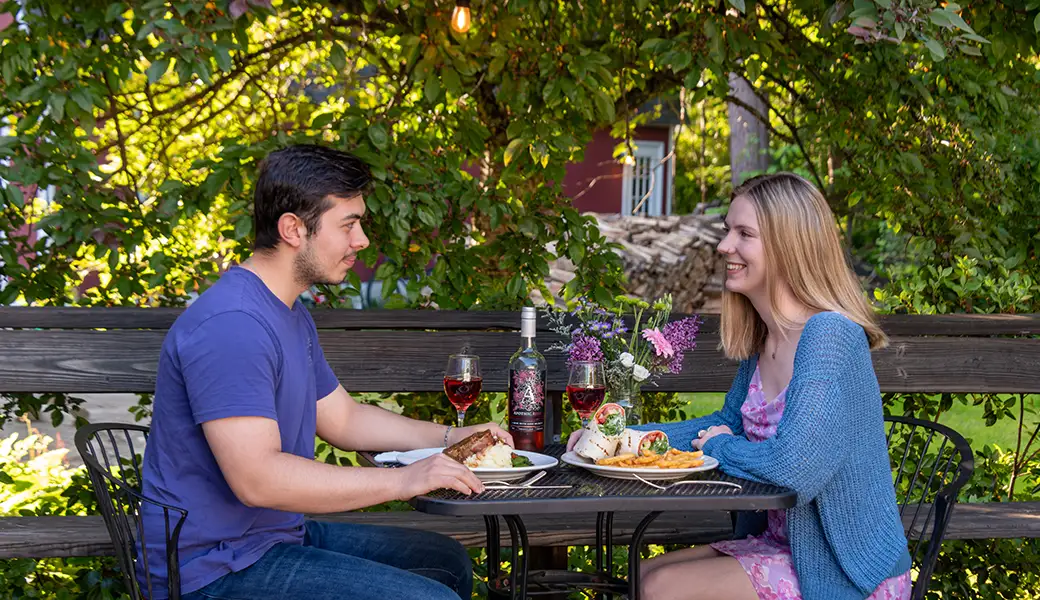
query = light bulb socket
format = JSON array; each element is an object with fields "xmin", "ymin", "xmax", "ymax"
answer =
[{"xmin": 456, "ymin": 0, "xmax": 470, "ymax": 6}]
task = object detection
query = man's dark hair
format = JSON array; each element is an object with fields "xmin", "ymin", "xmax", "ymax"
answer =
[{"xmin": 252, "ymin": 144, "xmax": 372, "ymax": 251}]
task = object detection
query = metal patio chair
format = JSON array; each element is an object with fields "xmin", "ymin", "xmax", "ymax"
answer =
[
  {"xmin": 75, "ymin": 422, "xmax": 187, "ymax": 600},
  {"xmin": 885, "ymin": 415, "xmax": 974, "ymax": 600}
]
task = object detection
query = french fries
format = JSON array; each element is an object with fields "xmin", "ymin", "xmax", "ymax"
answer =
[
  {"xmin": 594, "ymin": 448, "xmax": 705, "ymax": 469},
  {"xmin": 597, "ymin": 453, "xmax": 636, "ymax": 466}
]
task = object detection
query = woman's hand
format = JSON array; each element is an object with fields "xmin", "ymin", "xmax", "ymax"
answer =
[
  {"xmin": 566, "ymin": 429, "xmax": 585, "ymax": 452},
  {"xmin": 692, "ymin": 425, "xmax": 733, "ymax": 450}
]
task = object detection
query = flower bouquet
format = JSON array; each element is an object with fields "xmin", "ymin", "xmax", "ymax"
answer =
[{"xmin": 545, "ymin": 294, "xmax": 702, "ymax": 425}]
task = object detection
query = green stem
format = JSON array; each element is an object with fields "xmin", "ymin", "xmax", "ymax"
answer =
[{"xmin": 629, "ymin": 306, "xmax": 643, "ymax": 355}]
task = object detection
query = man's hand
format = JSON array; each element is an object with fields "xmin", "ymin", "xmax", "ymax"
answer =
[
  {"xmin": 692, "ymin": 425, "xmax": 733, "ymax": 450},
  {"xmin": 448, "ymin": 422, "xmax": 514, "ymax": 448},
  {"xmin": 395, "ymin": 453, "xmax": 485, "ymax": 498}
]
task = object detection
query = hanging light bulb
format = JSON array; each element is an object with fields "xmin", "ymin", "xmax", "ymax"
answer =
[{"xmin": 450, "ymin": 0, "xmax": 471, "ymax": 34}]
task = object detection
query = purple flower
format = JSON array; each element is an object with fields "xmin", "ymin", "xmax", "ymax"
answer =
[
  {"xmin": 642, "ymin": 328, "xmax": 675, "ymax": 358},
  {"xmin": 662, "ymin": 317, "xmax": 701, "ymax": 374},
  {"xmin": 568, "ymin": 334, "xmax": 604, "ymax": 364}
]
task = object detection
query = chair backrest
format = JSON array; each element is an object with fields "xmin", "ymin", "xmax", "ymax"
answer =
[
  {"xmin": 884, "ymin": 415, "xmax": 974, "ymax": 600},
  {"xmin": 74, "ymin": 422, "xmax": 187, "ymax": 600}
]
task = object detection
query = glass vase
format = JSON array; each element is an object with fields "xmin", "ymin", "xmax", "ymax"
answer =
[{"xmin": 608, "ymin": 380, "xmax": 643, "ymax": 426}]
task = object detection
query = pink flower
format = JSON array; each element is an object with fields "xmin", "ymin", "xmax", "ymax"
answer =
[{"xmin": 641, "ymin": 328, "xmax": 674, "ymax": 358}]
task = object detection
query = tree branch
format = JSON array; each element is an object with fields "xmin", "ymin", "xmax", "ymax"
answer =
[
  {"xmin": 102, "ymin": 72, "xmax": 141, "ymax": 203},
  {"xmin": 95, "ymin": 41, "xmax": 300, "ymax": 156},
  {"xmin": 95, "ymin": 27, "xmax": 315, "ymax": 155}
]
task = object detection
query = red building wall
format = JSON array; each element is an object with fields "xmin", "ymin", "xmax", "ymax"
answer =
[{"xmin": 563, "ymin": 125, "xmax": 672, "ymax": 214}]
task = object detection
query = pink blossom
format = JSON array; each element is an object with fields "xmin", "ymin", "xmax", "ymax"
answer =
[{"xmin": 641, "ymin": 328, "xmax": 674, "ymax": 358}]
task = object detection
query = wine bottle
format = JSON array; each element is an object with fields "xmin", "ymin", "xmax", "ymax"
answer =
[{"xmin": 508, "ymin": 307, "xmax": 546, "ymax": 451}]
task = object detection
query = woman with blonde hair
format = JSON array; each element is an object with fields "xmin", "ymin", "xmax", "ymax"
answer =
[{"xmin": 568, "ymin": 173, "xmax": 911, "ymax": 599}]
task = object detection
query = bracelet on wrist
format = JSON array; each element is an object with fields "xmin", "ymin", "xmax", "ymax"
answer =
[{"xmin": 443, "ymin": 424, "xmax": 455, "ymax": 447}]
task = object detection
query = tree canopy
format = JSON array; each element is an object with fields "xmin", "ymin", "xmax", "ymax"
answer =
[{"xmin": 1, "ymin": 0, "xmax": 1036, "ymax": 315}]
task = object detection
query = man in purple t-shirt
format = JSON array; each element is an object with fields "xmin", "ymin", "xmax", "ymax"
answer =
[{"xmin": 139, "ymin": 144, "xmax": 507, "ymax": 600}]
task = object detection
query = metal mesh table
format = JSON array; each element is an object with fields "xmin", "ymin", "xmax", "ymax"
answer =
[{"xmin": 361, "ymin": 444, "xmax": 795, "ymax": 599}]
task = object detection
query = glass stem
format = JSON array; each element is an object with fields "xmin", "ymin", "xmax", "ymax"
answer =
[{"xmin": 457, "ymin": 410, "xmax": 466, "ymax": 428}]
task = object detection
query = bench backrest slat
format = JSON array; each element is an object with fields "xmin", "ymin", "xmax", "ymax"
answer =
[
  {"xmin": 2, "ymin": 308, "xmax": 1039, "ymax": 336},
  {"xmin": 0, "ymin": 307, "xmax": 525, "ymax": 331},
  {"xmin": 1, "ymin": 310, "xmax": 1038, "ymax": 394}
]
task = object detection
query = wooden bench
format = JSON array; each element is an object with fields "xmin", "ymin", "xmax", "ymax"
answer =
[
  {"xmin": 2, "ymin": 308, "xmax": 1039, "ymax": 563},
  {"xmin": 5, "ymin": 502, "xmax": 1039, "ymax": 559}
]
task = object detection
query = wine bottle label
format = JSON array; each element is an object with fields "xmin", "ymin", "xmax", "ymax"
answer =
[{"xmin": 509, "ymin": 369, "xmax": 545, "ymax": 432}]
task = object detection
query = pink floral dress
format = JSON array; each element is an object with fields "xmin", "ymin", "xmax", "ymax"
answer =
[{"xmin": 709, "ymin": 365, "xmax": 912, "ymax": 600}]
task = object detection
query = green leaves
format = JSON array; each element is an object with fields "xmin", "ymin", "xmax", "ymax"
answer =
[
  {"xmin": 69, "ymin": 88, "xmax": 96, "ymax": 112},
  {"xmin": 542, "ymin": 78, "xmax": 563, "ymax": 106},
  {"xmin": 5, "ymin": 185, "xmax": 25, "ymax": 209},
  {"xmin": 848, "ymin": 0, "xmax": 878, "ymax": 24},
  {"xmin": 921, "ymin": 36, "xmax": 947, "ymax": 61},
  {"xmin": 105, "ymin": 2, "xmax": 125, "ymax": 22},
  {"xmin": 214, "ymin": 45, "xmax": 234, "ymax": 73},
  {"xmin": 146, "ymin": 58, "xmax": 170, "ymax": 83},
  {"xmin": 329, "ymin": 42, "xmax": 347, "ymax": 72},
  {"xmin": 504, "ymin": 138, "xmax": 527, "ymax": 166},
  {"xmin": 441, "ymin": 66, "xmax": 462, "ymax": 96},
  {"xmin": 424, "ymin": 72, "xmax": 442, "ymax": 103},
  {"xmin": 592, "ymin": 89, "xmax": 615, "ymax": 122},
  {"xmin": 368, "ymin": 123, "xmax": 390, "ymax": 150},
  {"xmin": 46, "ymin": 95, "xmax": 66, "ymax": 122}
]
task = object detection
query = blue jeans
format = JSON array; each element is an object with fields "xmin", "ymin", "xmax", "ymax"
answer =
[{"xmin": 182, "ymin": 520, "xmax": 472, "ymax": 600}]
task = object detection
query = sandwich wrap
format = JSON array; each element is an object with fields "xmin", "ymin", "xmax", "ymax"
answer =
[
  {"xmin": 574, "ymin": 403, "xmax": 626, "ymax": 461},
  {"xmin": 619, "ymin": 429, "xmax": 670, "ymax": 457}
]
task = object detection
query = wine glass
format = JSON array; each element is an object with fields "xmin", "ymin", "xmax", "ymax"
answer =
[
  {"xmin": 444, "ymin": 354, "xmax": 482, "ymax": 430},
  {"xmin": 567, "ymin": 361, "xmax": 606, "ymax": 428}
]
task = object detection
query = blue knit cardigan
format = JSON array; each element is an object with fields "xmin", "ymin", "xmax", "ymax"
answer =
[{"xmin": 643, "ymin": 312, "xmax": 911, "ymax": 600}]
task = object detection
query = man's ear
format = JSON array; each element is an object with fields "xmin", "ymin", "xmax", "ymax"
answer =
[{"xmin": 277, "ymin": 213, "xmax": 307, "ymax": 249}]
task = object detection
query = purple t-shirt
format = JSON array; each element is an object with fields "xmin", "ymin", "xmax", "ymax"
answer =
[{"xmin": 138, "ymin": 267, "xmax": 339, "ymax": 598}]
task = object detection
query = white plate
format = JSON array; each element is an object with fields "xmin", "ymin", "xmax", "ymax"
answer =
[
  {"xmin": 561, "ymin": 451, "xmax": 719, "ymax": 481},
  {"xmin": 372, "ymin": 451, "xmax": 402, "ymax": 465},
  {"xmin": 395, "ymin": 447, "xmax": 559, "ymax": 482}
]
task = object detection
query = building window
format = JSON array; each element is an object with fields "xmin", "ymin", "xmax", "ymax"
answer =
[{"xmin": 621, "ymin": 140, "xmax": 668, "ymax": 217}]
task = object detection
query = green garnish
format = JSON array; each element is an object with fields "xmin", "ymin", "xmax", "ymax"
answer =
[
  {"xmin": 600, "ymin": 412, "xmax": 625, "ymax": 437},
  {"xmin": 511, "ymin": 454, "xmax": 533, "ymax": 468},
  {"xmin": 650, "ymin": 437, "xmax": 670, "ymax": 455}
]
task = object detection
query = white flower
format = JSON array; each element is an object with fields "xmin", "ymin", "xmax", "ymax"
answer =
[
  {"xmin": 633, "ymin": 364, "xmax": 650, "ymax": 381},
  {"xmin": 619, "ymin": 352, "xmax": 635, "ymax": 368}
]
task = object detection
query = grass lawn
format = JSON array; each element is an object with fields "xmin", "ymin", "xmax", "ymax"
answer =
[{"xmin": 676, "ymin": 393, "xmax": 1036, "ymax": 453}]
